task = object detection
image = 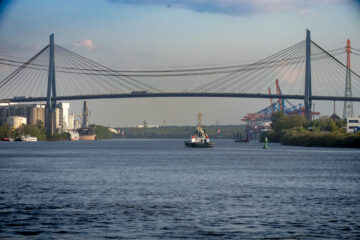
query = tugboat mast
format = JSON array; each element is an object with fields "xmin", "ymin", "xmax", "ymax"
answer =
[{"xmin": 197, "ymin": 112, "xmax": 203, "ymax": 129}]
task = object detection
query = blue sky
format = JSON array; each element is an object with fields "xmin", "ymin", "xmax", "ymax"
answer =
[{"xmin": 0, "ymin": 0, "xmax": 359, "ymax": 126}]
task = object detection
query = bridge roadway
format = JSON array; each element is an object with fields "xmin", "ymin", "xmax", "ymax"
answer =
[{"xmin": 6, "ymin": 92, "xmax": 360, "ymax": 103}]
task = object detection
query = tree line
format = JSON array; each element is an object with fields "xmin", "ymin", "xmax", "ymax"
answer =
[
  {"xmin": 265, "ymin": 112, "xmax": 360, "ymax": 148},
  {"xmin": 117, "ymin": 125, "xmax": 246, "ymax": 139},
  {"xmin": 0, "ymin": 122, "xmax": 47, "ymax": 140},
  {"xmin": 0, "ymin": 123, "xmax": 246, "ymax": 140}
]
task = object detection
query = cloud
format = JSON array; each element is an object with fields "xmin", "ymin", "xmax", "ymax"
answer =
[
  {"xmin": 72, "ymin": 40, "xmax": 95, "ymax": 50},
  {"xmin": 299, "ymin": 8, "xmax": 318, "ymax": 16},
  {"xmin": 108, "ymin": 0, "xmax": 349, "ymax": 16}
]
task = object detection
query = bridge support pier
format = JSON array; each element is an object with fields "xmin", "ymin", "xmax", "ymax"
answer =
[
  {"xmin": 304, "ymin": 29, "xmax": 312, "ymax": 121},
  {"xmin": 45, "ymin": 33, "xmax": 57, "ymax": 137},
  {"xmin": 46, "ymin": 111, "xmax": 56, "ymax": 136}
]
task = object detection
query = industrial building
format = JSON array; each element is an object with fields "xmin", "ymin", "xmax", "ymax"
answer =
[
  {"xmin": 74, "ymin": 119, "xmax": 81, "ymax": 130},
  {"xmin": 67, "ymin": 113, "xmax": 82, "ymax": 131},
  {"xmin": 346, "ymin": 117, "xmax": 360, "ymax": 133},
  {"xmin": 57, "ymin": 102, "xmax": 70, "ymax": 131},
  {"xmin": 0, "ymin": 102, "xmax": 76, "ymax": 133},
  {"xmin": 7, "ymin": 116, "xmax": 27, "ymax": 129},
  {"xmin": 137, "ymin": 120, "xmax": 159, "ymax": 129},
  {"xmin": 68, "ymin": 114, "xmax": 75, "ymax": 130},
  {"xmin": 0, "ymin": 103, "xmax": 45, "ymax": 126}
]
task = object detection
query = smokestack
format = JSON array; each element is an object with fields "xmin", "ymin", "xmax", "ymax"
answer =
[{"xmin": 82, "ymin": 101, "xmax": 88, "ymax": 128}]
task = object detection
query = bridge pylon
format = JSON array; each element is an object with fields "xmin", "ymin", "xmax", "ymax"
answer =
[
  {"xmin": 343, "ymin": 39, "xmax": 353, "ymax": 118},
  {"xmin": 45, "ymin": 33, "xmax": 57, "ymax": 137},
  {"xmin": 304, "ymin": 29, "xmax": 312, "ymax": 121}
]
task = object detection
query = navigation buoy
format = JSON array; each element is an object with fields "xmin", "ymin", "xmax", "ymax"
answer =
[{"xmin": 263, "ymin": 136, "xmax": 269, "ymax": 149}]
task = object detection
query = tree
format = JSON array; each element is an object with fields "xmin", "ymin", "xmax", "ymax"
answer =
[
  {"xmin": 328, "ymin": 120, "xmax": 338, "ymax": 132},
  {"xmin": 93, "ymin": 125, "xmax": 114, "ymax": 139},
  {"xmin": 17, "ymin": 124, "xmax": 46, "ymax": 140},
  {"xmin": 0, "ymin": 123, "xmax": 10, "ymax": 139},
  {"xmin": 269, "ymin": 112, "xmax": 306, "ymax": 141}
]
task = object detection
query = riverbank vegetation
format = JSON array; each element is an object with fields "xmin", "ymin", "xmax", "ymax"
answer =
[
  {"xmin": 92, "ymin": 125, "xmax": 114, "ymax": 139},
  {"xmin": 0, "ymin": 123, "xmax": 47, "ymax": 140},
  {"xmin": 0, "ymin": 123, "xmax": 114, "ymax": 140},
  {"xmin": 265, "ymin": 112, "xmax": 360, "ymax": 148},
  {"xmin": 47, "ymin": 132, "xmax": 70, "ymax": 141},
  {"xmin": 117, "ymin": 125, "xmax": 245, "ymax": 139}
]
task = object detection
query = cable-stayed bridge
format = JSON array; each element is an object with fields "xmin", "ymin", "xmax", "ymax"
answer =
[{"xmin": 0, "ymin": 30, "xmax": 359, "ymax": 134}]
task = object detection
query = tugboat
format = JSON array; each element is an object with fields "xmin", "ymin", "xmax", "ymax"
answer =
[{"xmin": 185, "ymin": 112, "xmax": 214, "ymax": 148}]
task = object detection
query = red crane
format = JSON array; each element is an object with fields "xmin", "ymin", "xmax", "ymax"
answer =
[
  {"xmin": 268, "ymin": 87, "xmax": 274, "ymax": 114},
  {"xmin": 275, "ymin": 79, "xmax": 283, "ymax": 112}
]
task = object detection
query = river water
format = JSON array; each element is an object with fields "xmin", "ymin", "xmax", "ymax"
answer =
[{"xmin": 0, "ymin": 139, "xmax": 359, "ymax": 239}]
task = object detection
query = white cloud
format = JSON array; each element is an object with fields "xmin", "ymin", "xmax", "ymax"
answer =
[
  {"xmin": 72, "ymin": 40, "xmax": 95, "ymax": 50},
  {"xmin": 250, "ymin": 0, "xmax": 333, "ymax": 15},
  {"xmin": 299, "ymin": 8, "xmax": 318, "ymax": 16}
]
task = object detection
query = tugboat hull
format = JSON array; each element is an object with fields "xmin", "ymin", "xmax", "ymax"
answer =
[{"xmin": 185, "ymin": 141, "xmax": 214, "ymax": 148}]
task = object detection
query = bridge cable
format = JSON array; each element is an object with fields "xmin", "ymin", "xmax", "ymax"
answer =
[
  {"xmin": 55, "ymin": 46, "xmax": 120, "ymax": 95},
  {"xmin": 56, "ymin": 45, "xmax": 162, "ymax": 92},
  {"xmin": 0, "ymin": 45, "xmax": 49, "ymax": 89},
  {"xmin": 55, "ymin": 45, "xmax": 138, "ymax": 93},
  {"xmin": 225, "ymin": 41, "xmax": 305, "ymax": 93},
  {"xmin": 205, "ymin": 42, "xmax": 304, "ymax": 91},
  {"xmin": 192, "ymin": 40, "xmax": 305, "ymax": 92}
]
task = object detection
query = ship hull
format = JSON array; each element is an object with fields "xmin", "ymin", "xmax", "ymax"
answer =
[
  {"xmin": 79, "ymin": 134, "xmax": 96, "ymax": 141},
  {"xmin": 185, "ymin": 141, "xmax": 214, "ymax": 148},
  {"xmin": 69, "ymin": 131, "xmax": 80, "ymax": 141},
  {"xmin": 15, "ymin": 136, "xmax": 37, "ymax": 142}
]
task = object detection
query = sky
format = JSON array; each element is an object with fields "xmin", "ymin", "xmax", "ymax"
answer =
[{"xmin": 0, "ymin": 0, "xmax": 360, "ymax": 127}]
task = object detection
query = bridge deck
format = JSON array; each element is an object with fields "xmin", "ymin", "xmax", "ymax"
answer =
[{"xmin": 6, "ymin": 92, "xmax": 360, "ymax": 103}]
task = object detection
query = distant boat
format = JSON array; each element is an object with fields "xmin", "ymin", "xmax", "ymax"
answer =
[
  {"xmin": 15, "ymin": 135, "xmax": 37, "ymax": 142},
  {"xmin": 234, "ymin": 133, "xmax": 249, "ymax": 143},
  {"xmin": 185, "ymin": 112, "xmax": 214, "ymax": 148},
  {"xmin": 2, "ymin": 137, "xmax": 14, "ymax": 141}
]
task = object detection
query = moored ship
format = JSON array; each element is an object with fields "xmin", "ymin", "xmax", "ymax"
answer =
[
  {"xmin": 15, "ymin": 135, "xmax": 37, "ymax": 142},
  {"xmin": 69, "ymin": 131, "xmax": 80, "ymax": 141},
  {"xmin": 79, "ymin": 134, "xmax": 96, "ymax": 141},
  {"xmin": 78, "ymin": 101, "xmax": 96, "ymax": 141},
  {"xmin": 78, "ymin": 127, "xmax": 96, "ymax": 141},
  {"xmin": 185, "ymin": 112, "xmax": 214, "ymax": 148}
]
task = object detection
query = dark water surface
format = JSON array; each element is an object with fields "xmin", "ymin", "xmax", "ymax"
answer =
[{"xmin": 0, "ymin": 139, "xmax": 359, "ymax": 239}]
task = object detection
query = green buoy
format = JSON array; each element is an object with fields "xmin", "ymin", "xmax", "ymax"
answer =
[{"xmin": 263, "ymin": 136, "xmax": 269, "ymax": 149}]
